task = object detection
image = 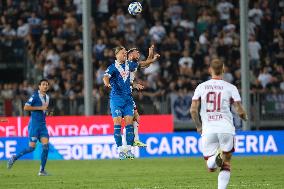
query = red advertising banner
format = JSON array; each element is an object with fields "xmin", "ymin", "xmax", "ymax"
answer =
[{"xmin": 0, "ymin": 115, "xmax": 173, "ymax": 137}]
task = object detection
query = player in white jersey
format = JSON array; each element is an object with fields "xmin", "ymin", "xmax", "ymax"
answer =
[{"xmin": 190, "ymin": 59, "xmax": 247, "ymax": 189}]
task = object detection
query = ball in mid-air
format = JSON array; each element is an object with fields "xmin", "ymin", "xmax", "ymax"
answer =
[{"xmin": 128, "ymin": 2, "xmax": 142, "ymax": 16}]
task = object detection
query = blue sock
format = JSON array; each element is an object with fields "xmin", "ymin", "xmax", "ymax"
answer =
[
  {"xmin": 15, "ymin": 146, "xmax": 35, "ymax": 160},
  {"xmin": 125, "ymin": 125, "xmax": 134, "ymax": 146},
  {"xmin": 114, "ymin": 125, "xmax": 122, "ymax": 147},
  {"xmin": 40, "ymin": 144, "xmax": 49, "ymax": 171}
]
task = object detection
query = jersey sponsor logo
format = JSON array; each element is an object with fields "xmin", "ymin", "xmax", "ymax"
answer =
[
  {"xmin": 49, "ymin": 136, "xmax": 139, "ymax": 160},
  {"xmin": 115, "ymin": 110, "xmax": 121, "ymax": 116}
]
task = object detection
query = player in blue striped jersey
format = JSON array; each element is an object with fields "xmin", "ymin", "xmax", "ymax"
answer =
[
  {"xmin": 7, "ymin": 79, "xmax": 51, "ymax": 176},
  {"xmin": 103, "ymin": 46, "xmax": 159, "ymax": 160}
]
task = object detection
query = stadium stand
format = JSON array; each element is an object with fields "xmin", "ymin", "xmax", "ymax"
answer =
[{"xmin": 0, "ymin": 0, "xmax": 284, "ymax": 120}]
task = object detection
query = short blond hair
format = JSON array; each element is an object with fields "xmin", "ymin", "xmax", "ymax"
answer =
[
  {"xmin": 210, "ymin": 58, "xmax": 224, "ymax": 75},
  {"xmin": 113, "ymin": 46, "xmax": 125, "ymax": 55}
]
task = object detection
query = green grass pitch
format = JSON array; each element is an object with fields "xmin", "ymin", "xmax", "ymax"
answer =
[{"xmin": 0, "ymin": 156, "xmax": 283, "ymax": 189}]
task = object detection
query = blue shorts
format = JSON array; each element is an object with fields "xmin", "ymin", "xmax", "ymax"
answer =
[
  {"xmin": 110, "ymin": 96, "xmax": 134, "ymax": 118},
  {"xmin": 28, "ymin": 121, "xmax": 49, "ymax": 142}
]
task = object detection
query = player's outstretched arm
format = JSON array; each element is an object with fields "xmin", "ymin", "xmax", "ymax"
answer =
[
  {"xmin": 190, "ymin": 100, "xmax": 202, "ymax": 134},
  {"xmin": 147, "ymin": 45, "xmax": 155, "ymax": 60},
  {"xmin": 103, "ymin": 76, "xmax": 111, "ymax": 88},
  {"xmin": 139, "ymin": 53, "xmax": 160, "ymax": 69},
  {"xmin": 233, "ymin": 101, "xmax": 248, "ymax": 121}
]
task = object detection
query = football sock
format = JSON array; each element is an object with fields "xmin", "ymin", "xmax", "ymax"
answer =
[
  {"xmin": 125, "ymin": 124, "xmax": 134, "ymax": 145},
  {"xmin": 122, "ymin": 127, "xmax": 127, "ymax": 146},
  {"xmin": 218, "ymin": 163, "xmax": 231, "ymax": 189},
  {"xmin": 133, "ymin": 121, "xmax": 139, "ymax": 141},
  {"xmin": 40, "ymin": 143, "xmax": 49, "ymax": 171},
  {"xmin": 15, "ymin": 146, "xmax": 35, "ymax": 160},
  {"xmin": 114, "ymin": 125, "xmax": 122, "ymax": 147}
]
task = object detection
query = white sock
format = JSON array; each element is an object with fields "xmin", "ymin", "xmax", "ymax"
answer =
[
  {"xmin": 122, "ymin": 127, "xmax": 127, "ymax": 146},
  {"xmin": 118, "ymin": 146, "xmax": 123, "ymax": 153},
  {"xmin": 207, "ymin": 155, "xmax": 217, "ymax": 169},
  {"xmin": 126, "ymin": 145, "xmax": 132, "ymax": 151},
  {"xmin": 121, "ymin": 128, "xmax": 128, "ymax": 152},
  {"xmin": 134, "ymin": 121, "xmax": 139, "ymax": 141},
  {"xmin": 218, "ymin": 170, "xmax": 231, "ymax": 189}
]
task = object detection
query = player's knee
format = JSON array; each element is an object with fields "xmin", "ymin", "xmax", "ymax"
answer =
[
  {"xmin": 113, "ymin": 117, "xmax": 122, "ymax": 125},
  {"xmin": 206, "ymin": 159, "xmax": 217, "ymax": 170},
  {"xmin": 223, "ymin": 152, "xmax": 232, "ymax": 161},
  {"xmin": 29, "ymin": 142, "xmax": 36, "ymax": 148}
]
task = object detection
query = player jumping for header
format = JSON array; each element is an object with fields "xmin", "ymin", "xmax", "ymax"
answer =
[
  {"xmin": 190, "ymin": 59, "xmax": 247, "ymax": 189},
  {"xmin": 122, "ymin": 45, "xmax": 158, "ymax": 148},
  {"xmin": 103, "ymin": 46, "xmax": 159, "ymax": 160}
]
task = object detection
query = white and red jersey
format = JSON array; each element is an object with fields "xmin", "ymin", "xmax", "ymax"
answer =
[{"xmin": 192, "ymin": 78, "xmax": 241, "ymax": 135}]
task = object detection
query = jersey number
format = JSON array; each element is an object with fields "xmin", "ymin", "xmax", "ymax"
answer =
[{"xmin": 206, "ymin": 92, "xmax": 221, "ymax": 112}]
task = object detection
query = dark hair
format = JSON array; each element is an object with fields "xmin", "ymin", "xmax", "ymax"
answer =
[
  {"xmin": 38, "ymin": 79, "xmax": 49, "ymax": 86},
  {"xmin": 127, "ymin": 48, "xmax": 139, "ymax": 58}
]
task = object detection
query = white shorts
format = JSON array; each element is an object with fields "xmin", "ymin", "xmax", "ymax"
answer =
[{"xmin": 201, "ymin": 133, "xmax": 235, "ymax": 158}]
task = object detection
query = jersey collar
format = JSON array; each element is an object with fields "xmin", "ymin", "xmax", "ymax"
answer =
[{"xmin": 211, "ymin": 76, "xmax": 223, "ymax": 80}]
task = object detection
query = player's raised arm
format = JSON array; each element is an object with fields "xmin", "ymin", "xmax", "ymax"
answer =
[
  {"xmin": 147, "ymin": 45, "xmax": 155, "ymax": 60},
  {"xmin": 233, "ymin": 101, "xmax": 248, "ymax": 121},
  {"xmin": 139, "ymin": 53, "xmax": 160, "ymax": 69},
  {"xmin": 190, "ymin": 100, "xmax": 202, "ymax": 134}
]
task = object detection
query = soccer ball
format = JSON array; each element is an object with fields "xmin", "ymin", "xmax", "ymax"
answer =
[{"xmin": 128, "ymin": 2, "xmax": 142, "ymax": 16}]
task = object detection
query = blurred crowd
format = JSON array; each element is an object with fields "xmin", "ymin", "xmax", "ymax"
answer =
[{"xmin": 0, "ymin": 0, "xmax": 284, "ymax": 115}]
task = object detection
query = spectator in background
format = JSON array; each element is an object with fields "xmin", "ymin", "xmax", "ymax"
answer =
[
  {"xmin": 167, "ymin": 0, "xmax": 183, "ymax": 26},
  {"xmin": 258, "ymin": 67, "xmax": 272, "ymax": 88},
  {"xmin": 1, "ymin": 23, "xmax": 16, "ymax": 61},
  {"xmin": 248, "ymin": 35, "xmax": 261, "ymax": 70},
  {"xmin": 223, "ymin": 65, "xmax": 234, "ymax": 83},
  {"xmin": 149, "ymin": 21, "xmax": 166, "ymax": 43},
  {"xmin": 280, "ymin": 75, "xmax": 284, "ymax": 92},
  {"xmin": 178, "ymin": 50, "xmax": 194, "ymax": 75},
  {"xmin": 216, "ymin": 0, "xmax": 234, "ymax": 25},
  {"xmin": 248, "ymin": 2, "xmax": 263, "ymax": 26},
  {"xmin": 73, "ymin": 0, "xmax": 82, "ymax": 21},
  {"xmin": 27, "ymin": 12, "xmax": 42, "ymax": 43},
  {"xmin": 1, "ymin": 0, "xmax": 284, "ymax": 116},
  {"xmin": 16, "ymin": 19, "xmax": 29, "ymax": 39}
]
